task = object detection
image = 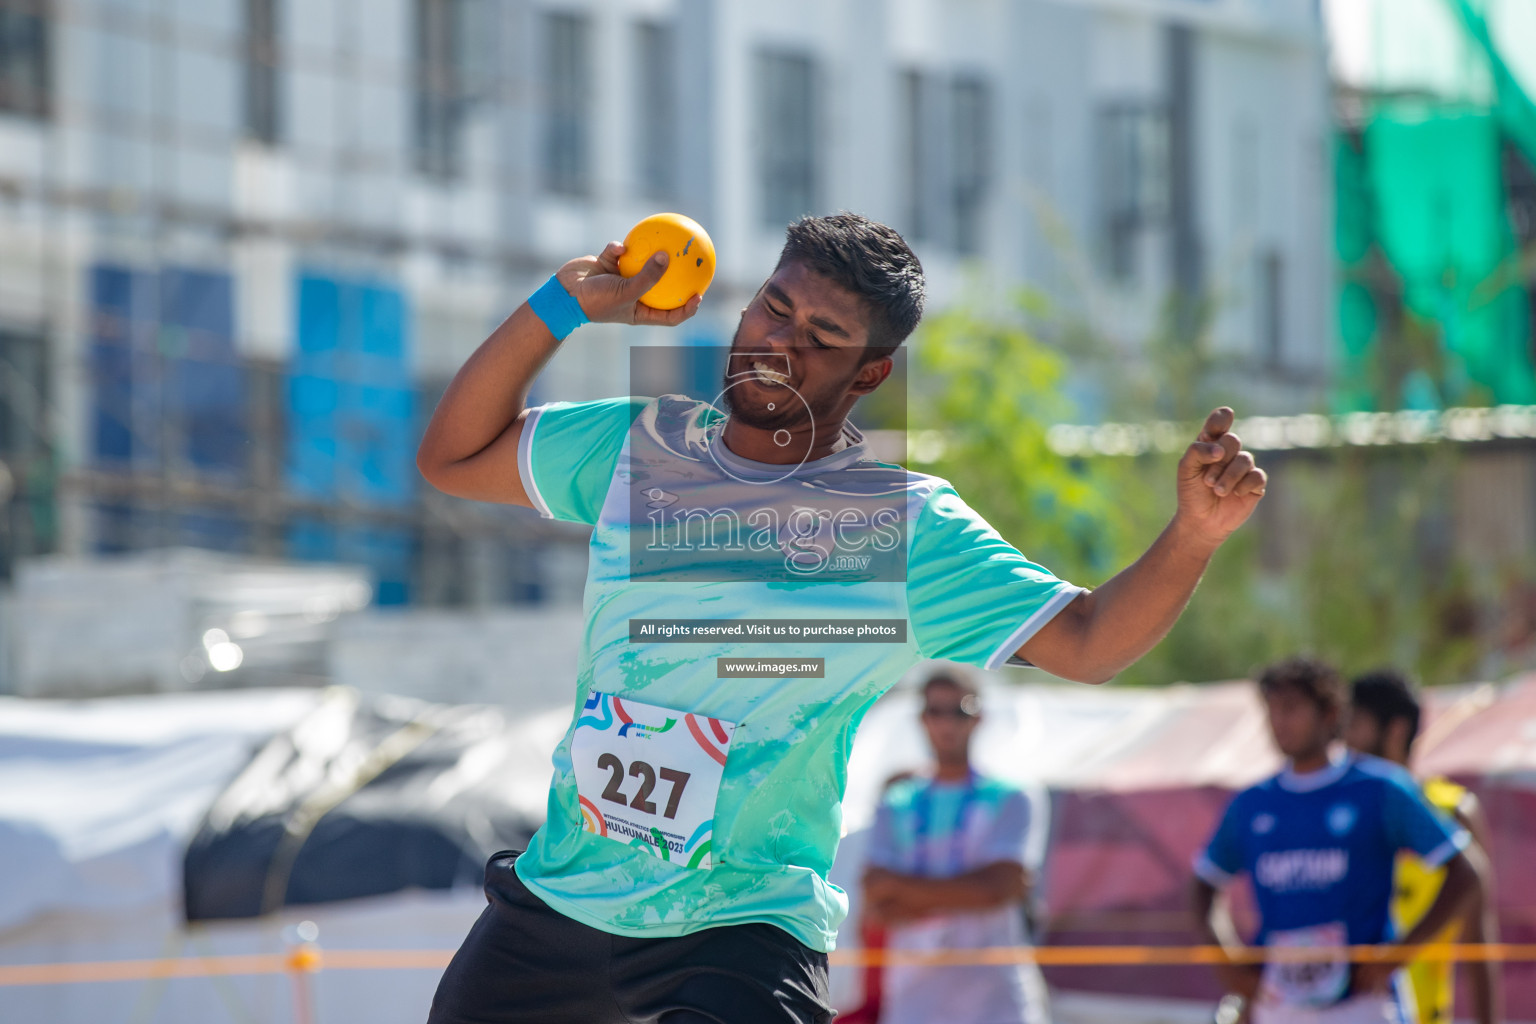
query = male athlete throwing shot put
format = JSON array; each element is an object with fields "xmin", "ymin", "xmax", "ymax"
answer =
[{"xmin": 417, "ymin": 213, "xmax": 1268, "ymax": 1024}]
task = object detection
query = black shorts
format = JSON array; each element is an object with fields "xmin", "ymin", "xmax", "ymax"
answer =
[{"xmin": 427, "ymin": 850, "xmax": 835, "ymax": 1024}]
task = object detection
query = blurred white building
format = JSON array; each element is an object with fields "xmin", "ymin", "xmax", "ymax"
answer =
[{"xmin": 0, "ymin": 0, "xmax": 1330, "ymax": 614}]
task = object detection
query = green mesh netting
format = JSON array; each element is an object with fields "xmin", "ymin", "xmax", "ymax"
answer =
[{"xmin": 1333, "ymin": 0, "xmax": 1536, "ymax": 410}]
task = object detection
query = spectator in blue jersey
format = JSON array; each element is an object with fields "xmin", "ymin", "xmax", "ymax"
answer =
[
  {"xmin": 1190, "ymin": 657, "xmax": 1489, "ymax": 1024},
  {"xmin": 862, "ymin": 669, "xmax": 1050, "ymax": 1024}
]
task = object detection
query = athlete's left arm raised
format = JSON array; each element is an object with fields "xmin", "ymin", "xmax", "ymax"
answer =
[{"xmin": 1017, "ymin": 408, "xmax": 1267, "ymax": 684}]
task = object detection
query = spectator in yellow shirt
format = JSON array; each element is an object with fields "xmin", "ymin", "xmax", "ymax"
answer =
[{"xmin": 1344, "ymin": 670, "xmax": 1501, "ymax": 1024}]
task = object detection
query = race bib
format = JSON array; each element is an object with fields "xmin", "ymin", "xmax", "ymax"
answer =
[
  {"xmin": 570, "ymin": 691, "xmax": 735, "ymax": 869},
  {"xmin": 1263, "ymin": 922, "xmax": 1350, "ymax": 1008}
]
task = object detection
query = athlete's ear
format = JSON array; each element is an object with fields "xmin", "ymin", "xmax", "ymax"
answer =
[{"xmin": 848, "ymin": 355, "xmax": 892, "ymax": 396}]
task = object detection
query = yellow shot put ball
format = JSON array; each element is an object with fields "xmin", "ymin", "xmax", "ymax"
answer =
[{"xmin": 616, "ymin": 212, "xmax": 716, "ymax": 310}]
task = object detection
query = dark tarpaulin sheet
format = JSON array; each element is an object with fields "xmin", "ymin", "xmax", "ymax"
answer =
[{"xmin": 183, "ymin": 688, "xmax": 539, "ymax": 921}]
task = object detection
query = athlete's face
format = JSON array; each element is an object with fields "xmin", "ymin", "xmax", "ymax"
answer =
[
  {"xmin": 721, "ymin": 260, "xmax": 892, "ymax": 432},
  {"xmin": 921, "ymin": 683, "xmax": 980, "ymax": 764},
  {"xmin": 1343, "ymin": 705, "xmax": 1413, "ymax": 764},
  {"xmin": 1264, "ymin": 686, "xmax": 1337, "ymax": 760},
  {"xmin": 1342, "ymin": 705, "xmax": 1385, "ymax": 758}
]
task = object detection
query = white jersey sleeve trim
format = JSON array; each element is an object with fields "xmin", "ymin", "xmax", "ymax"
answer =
[
  {"xmin": 983, "ymin": 585, "xmax": 1087, "ymax": 670},
  {"xmin": 517, "ymin": 404, "xmax": 554, "ymax": 519},
  {"xmin": 1193, "ymin": 852, "xmax": 1236, "ymax": 888},
  {"xmin": 1419, "ymin": 828, "xmax": 1471, "ymax": 870}
]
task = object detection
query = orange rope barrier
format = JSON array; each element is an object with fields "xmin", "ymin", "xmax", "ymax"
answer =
[
  {"xmin": 0, "ymin": 952, "xmax": 295, "ymax": 987},
  {"xmin": 4, "ymin": 943, "xmax": 1536, "ymax": 987},
  {"xmin": 829, "ymin": 942, "xmax": 1536, "ymax": 968}
]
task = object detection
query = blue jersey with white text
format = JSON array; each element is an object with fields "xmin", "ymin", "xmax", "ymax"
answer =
[{"xmin": 1194, "ymin": 752, "xmax": 1467, "ymax": 949}]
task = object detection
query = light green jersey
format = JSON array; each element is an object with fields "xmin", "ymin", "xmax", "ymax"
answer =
[{"xmin": 513, "ymin": 395, "xmax": 1080, "ymax": 952}]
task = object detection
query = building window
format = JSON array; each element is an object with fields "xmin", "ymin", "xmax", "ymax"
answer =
[
  {"xmin": 414, "ymin": 0, "xmax": 492, "ymax": 179},
  {"xmin": 0, "ymin": 327, "xmax": 51, "ymax": 574},
  {"xmin": 1024, "ymin": 95, "xmax": 1053, "ymax": 196},
  {"xmin": 543, "ymin": 11, "xmax": 591, "ymax": 196},
  {"xmin": 243, "ymin": 0, "xmax": 280, "ymax": 144},
  {"xmin": 0, "ymin": 327, "xmax": 52, "ymax": 576},
  {"xmin": 89, "ymin": 265, "xmax": 247, "ymax": 478},
  {"xmin": 415, "ymin": 0, "xmax": 461, "ymax": 178},
  {"xmin": 1258, "ymin": 248, "xmax": 1283, "ymax": 369},
  {"xmin": 1505, "ymin": 141, "xmax": 1536, "ymax": 246},
  {"xmin": 634, "ymin": 20, "xmax": 677, "ymax": 201},
  {"xmin": 951, "ymin": 76, "xmax": 991, "ymax": 256},
  {"xmin": 900, "ymin": 69, "xmax": 929, "ymax": 242},
  {"xmin": 0, "ymin": 1, "xmax": 50, "ymax": 119},
  {"xmin": 901, "ymin": 70, "xmax": 992, "ymax": 254},
  {"xmin": 756, "ymin": 49, "xmax": 818, "ymax": 227},
  {"xmin": 0, "ymin": 328, "xmax": 45, "ymax": 464},
  {"xmin": 1095, "ymin": 102, "xmax": 1168, "ymax": 283}
]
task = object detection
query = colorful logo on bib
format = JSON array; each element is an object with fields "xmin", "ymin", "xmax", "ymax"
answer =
[
  {"xmin": 579, "ymin": 795, "xmax": 607, "ymax": 836},
  {"xmin": 626, "ymin": 817, "xmax": 717, "ymax": 869},
  {"xmin": 686, "ymin": 713, "xmax": 731, "ymax": 765},
  {"xmin": 614, "ymin": 698, "xmax": 677, "ymax": 738},
  {"xmin": 577, "ymin": 691, "xmax": 614, "ymax": 731}
]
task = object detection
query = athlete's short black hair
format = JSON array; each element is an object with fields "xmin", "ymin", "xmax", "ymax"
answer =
[
  {"xmin": 775, "ymin": 212, "xmax": 925, "ymax": 363},
  {"xmin": 1350, "ymin": 668, "xmax": 1422, "ymax": 751},
  {"xmin": 1258, "ymin": 656, "xmax": 1345, "ymax": 719}
]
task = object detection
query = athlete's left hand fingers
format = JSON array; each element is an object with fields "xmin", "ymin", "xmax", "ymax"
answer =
[
  {"xmin": 1211, "ymin": 450, "xmax": 1256, "ymax": 497},
  {"xmin": 1197, "ymin": 406, "xmax": 1235, "ymax": 445},
  {"xmin": 1231, "ymin": 468, "xmax": 1267, "ymax": 498},
  {"xmin": 1201, "ymin": 431, "xmax": 1243, "ymax": 481}
]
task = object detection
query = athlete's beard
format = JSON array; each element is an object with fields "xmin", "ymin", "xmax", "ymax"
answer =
[{"xmin": 720, "ymin": 319, "xmax": 851, "ymax": 432}]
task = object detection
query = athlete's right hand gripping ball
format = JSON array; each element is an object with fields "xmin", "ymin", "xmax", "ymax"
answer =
[
  {"xmin": 616, "ymin": 213, "xmax": 716, "ymax": 310},
  {"xmin": 555, "ymin": 230, "xmax": 706, "ymax": 328}
]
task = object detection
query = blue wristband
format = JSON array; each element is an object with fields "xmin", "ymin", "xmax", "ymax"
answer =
[{"xmin": 527, "ymin": 274, "xmax": 590, "ymax": 340}]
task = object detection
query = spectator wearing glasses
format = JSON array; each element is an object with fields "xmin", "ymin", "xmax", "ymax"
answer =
[{"xmin": 861, "ymin": 669, "xmax": 1051, "ymax": 1024}]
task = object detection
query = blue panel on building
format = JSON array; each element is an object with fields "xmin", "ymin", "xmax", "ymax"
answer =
[
  {"xmin": 287, "ymin": 271, "xmax": 416, "ymax": 603},
  {"xmin": 89, "ymin": 263, "xmax": 244, "ymax": 476},
  {"xmin": 90, "ymin": 264, "xmax": 155, "ymax": 465},
  {"xmin": 162, "ymin": 268, "xmax": 244, "ymax": 475},
  {"xmin": 288, "ymin": 272, "xmax": 414, "ymax": 507}
]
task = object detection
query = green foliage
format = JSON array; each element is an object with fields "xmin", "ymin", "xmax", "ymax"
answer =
[
  {"xmin": 910, "ymin": 302, "xmax": 1150, "ymax": 584},
  {"xmin": 911, "ymin": 291, "xmax": 1500, "ymax": 688}
]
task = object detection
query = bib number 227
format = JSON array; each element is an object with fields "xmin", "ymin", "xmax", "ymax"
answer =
[
  {"xmin": 596, "ymin": 754, "xmax": 689, "ymax": 818},
  {"xmin": 571, "ymin": 691, "xmax": 736, "ymax": 869}
]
